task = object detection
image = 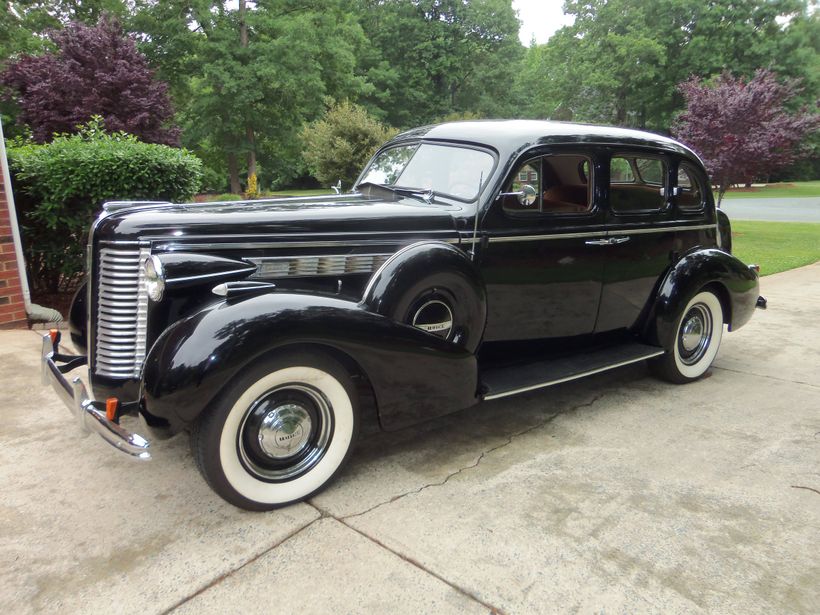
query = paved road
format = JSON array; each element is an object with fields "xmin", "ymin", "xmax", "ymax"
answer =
[
  {"xmin": 2, "ymin": 264, "xmax": 819, "ymax": 614},
  {"xmin": 721, "ymin": 196, "xmax": 820, "ymax": 222}
]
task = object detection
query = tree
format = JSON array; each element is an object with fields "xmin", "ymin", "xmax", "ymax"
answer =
[
  {"xmin": 355, "ymin": 0, "xmax": 524, "ymax": 127},
  {"xmin": 673, "ymin": 69, "xmax": 819, "ymax": 205},
  {"xmin": 519, "ymin": 0, "xmax": 816, "ymax": 130},
  {"xmin": 301, "ymin": 100, "xmax": 398, "ymax": 188},
  {"xmin": 1, "ymin": 16, "xmax": 179, "ymax": 144},
  {"xmin": 132, "ymin": 0, "xmax": 372, "ymax": 192}
]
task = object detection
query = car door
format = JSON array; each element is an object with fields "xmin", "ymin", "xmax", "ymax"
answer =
[
  {"xmin": 479, "ymin": 149, "xmax": 607, "ymax": 342},
  {"xmin": 594, "ymin": 148, "xmax": 677, "ymax": 333}
]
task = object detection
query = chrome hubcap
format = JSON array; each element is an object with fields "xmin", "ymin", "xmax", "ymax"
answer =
[
  {"xmin": 678, "ymin": 304, "xmax": 712, "ymax": 365},
  {"xmin": 258, "ymin": 404, "xmax": 313, "ymax": 459},
  {"xmin": 238, "ymin": 384, "xmax": 333, "ymax": 482},
  {"xmin": 680, "ymin": 316, "xmax": 704, "ymax": 352}
]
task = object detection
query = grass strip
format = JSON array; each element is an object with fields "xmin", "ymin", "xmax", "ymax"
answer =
[{"xmin": 731, "ymin": 220, "xmax": 820, "ymax": 275}]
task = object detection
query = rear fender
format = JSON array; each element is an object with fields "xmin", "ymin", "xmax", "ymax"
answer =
[
  {"xmin": 650, "ymin": 248, "xmax": 759, "ymax": 348},
  {"xmin": 142, "ymin": 292, "xmax": 478, "ymax": 432}
]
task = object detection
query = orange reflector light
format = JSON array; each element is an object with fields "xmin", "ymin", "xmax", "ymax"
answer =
[
  {"xmin": 751, "ymin": 264, "xmax": 760, "ymax": 273},
  {"xmin": 49, "ymin": 329, "xmax": 59, "ymax": 345},
  {"xmin": 106, "ymin": 398, "xmax": 119, "ymax": 422}
]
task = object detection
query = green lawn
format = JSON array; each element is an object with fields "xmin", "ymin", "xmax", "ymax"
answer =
[
  {"xmin": 724, "ymin": 181, "xmax": 820, "ymax": 199},
  {"xmin": 731, "ymin": 220, "xmax": 820, "ymax": 275}
]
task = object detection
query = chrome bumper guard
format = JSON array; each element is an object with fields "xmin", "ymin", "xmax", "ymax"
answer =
[{"xmin": 40, "ymin": 333, "xmax": 151, "ymax": 460}]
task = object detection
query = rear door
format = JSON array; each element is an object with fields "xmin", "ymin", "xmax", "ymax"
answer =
[{"xmin": 594, "ymin": 148, "xmax": 677, "ymax": 333}]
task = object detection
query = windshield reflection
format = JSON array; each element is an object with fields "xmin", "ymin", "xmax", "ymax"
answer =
[{"xmin": 358, "ymin": 143, "xmax": 494, "ymax": 201}]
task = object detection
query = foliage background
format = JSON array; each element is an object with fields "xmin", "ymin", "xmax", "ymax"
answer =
[
  {"xmin": 7, "ymin": 118, "xmax": 202, "ymax": 291},
  {"xmin": 1, "ymin": 0, "xmax": 818, "ymax": 191}
]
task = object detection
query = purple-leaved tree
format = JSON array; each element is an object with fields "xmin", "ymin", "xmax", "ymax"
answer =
[
  {"xmin": 1, "ymin": 17, "xmax": 179, "ymax": 145},
  {"xmin": 673, "ymin": 69, "xmax": 818, "ymax": 206}
]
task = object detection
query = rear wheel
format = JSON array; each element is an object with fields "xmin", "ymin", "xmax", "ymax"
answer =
[
  {"xmin": 651, "ymin": 289, "xmax": 724, "ymax": 384},
  {"xmin": 191, "ymin": 352, "xmax": 358, "ymax": 510}
]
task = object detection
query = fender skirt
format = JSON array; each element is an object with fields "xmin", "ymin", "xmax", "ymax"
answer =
[
  {"xmin": 651, "ymin": 248, "xmax": 759, "ymax": 348},
  {"xmin": 142, "ymin": 292, "xmax": 478, "ymax": 432}
]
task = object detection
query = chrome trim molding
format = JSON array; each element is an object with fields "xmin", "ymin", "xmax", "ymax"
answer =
[
  {"xmin": 488, "ymin": 231, "xmax": 607, "ymax": 243},
  {"xmin": 484, "ymin": 224, "xmax": 713, "ymax": 244},
  {"xmin": 248, "ymin": 253, "xmax": 392, "ymax": 279},
  {"xmin": 615, "ymin": 224, "xmax": 714, "ymax": 235},
  {"xmin": 483, "ymin": 349, "xmax": 665, "ymax": 401}
]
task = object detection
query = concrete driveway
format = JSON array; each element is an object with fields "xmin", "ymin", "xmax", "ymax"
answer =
[{"xmin": 1, "ymin": 264, "xmax": 818, "ymax": 614}]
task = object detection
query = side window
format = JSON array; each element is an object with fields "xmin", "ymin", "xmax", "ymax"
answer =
[
  {"xmin": 610, "ymin": 155, "xmax": 667, "ymax": 212},
  {"xmin": 677, "ymin": 163, "xmax": 705, "ymax": 210},
  {"xmin": 503, "ymin": 154, "xmax": 593, "ymax": 216}
]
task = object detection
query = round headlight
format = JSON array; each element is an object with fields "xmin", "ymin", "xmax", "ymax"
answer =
[{"xmin": 143, "ymin": 255, "xmax": 165, "ymax": 302}]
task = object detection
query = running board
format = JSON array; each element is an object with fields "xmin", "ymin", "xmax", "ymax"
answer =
[{"xmin": 480, "ymin": 342, "xmax": 665, "ymax": 401}]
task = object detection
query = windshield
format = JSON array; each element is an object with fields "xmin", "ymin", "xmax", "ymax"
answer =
[{"xmin": 358, "ymin": 143, "xmax": 495, "ymax": 201}]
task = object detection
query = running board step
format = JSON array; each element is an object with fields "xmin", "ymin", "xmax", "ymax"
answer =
[{"xmin": 480, "ymin": 342, "xmax": 665, "ymax": 401}]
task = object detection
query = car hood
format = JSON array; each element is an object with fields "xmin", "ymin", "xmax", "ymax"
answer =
[{"xmin": 93, "ymin": 194, "xmax": 462, "ymax": 244}]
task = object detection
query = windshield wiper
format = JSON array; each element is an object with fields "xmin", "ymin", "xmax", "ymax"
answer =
[{"xmin": 356, "ymin": 181, "xmax": 436, "ymax": 204}]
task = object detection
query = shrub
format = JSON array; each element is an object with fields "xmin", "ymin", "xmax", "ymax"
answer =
[
  {"xmin": 300, "ymin": 101, "xmax": 398, "ymax": 190},
  {"xmin": 7, "ymin": 118, "xmax": 202, "ymax": 292}
]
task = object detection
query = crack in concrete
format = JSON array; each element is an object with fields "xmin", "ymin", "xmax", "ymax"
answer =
[
  {"xmin": 712, "ymin": 365, "xmax": 819, "ymax": 389},
  {"xmin": 161, "ymin": 516, "xmax": 321, "ymax": 614},
  {"xmin": 339, "ymin": 518, "xmax": 506, "ymax": 614},
  {"xmin": 340, "ymin": 392, "xmax": 607, "ymax": 521},
  {"xmin": 791, "ymin": 485, "xmax": 820, "ymax": 496}
]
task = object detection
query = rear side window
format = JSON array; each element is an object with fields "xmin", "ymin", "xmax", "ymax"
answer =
[
  {"xmin": 677, "ymin": 163, "xmax": 705, "ymax": 210},
  {"xmin": 610, "ymin": 155, "xmax": 667, "ymax": 212}
]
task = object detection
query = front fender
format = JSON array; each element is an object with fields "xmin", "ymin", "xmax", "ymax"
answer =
[
  {"xmin": 142, "ymin": 292, "xmax": 478, "ymax": 431},
  {"xmin": 652, "ymin": 248, "xmax": 759, "ymax": 347}
]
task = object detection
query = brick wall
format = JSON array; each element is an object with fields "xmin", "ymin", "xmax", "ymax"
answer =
[{"xmin": 0, "ymin": 176, "xmax": 27, "ymax": 327}]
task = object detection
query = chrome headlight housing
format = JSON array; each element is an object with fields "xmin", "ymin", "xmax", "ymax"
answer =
[{"xmin": 143, "ymin": 255, "xmax": 165, "ymax": 302}]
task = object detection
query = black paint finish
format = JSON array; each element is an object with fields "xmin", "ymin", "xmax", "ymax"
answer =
[{"xmin": 74, "ymin": 120, "xmax": 762, "ymax": 439}]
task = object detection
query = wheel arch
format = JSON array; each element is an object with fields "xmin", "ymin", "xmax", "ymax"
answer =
[
  {"xmin": 360, "ymin": 240, "xmax": 487, "ymax": 353},
  {"xmin": 649, "ymin": 248, "xmax": 758, "ymax": 348}
]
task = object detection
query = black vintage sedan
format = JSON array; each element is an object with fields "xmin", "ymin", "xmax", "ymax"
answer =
[{"xmin": 41, "ymin": 120, "xmax": 764, "ymax": 510}]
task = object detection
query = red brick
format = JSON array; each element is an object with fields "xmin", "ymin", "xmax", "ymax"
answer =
[{"xmin": 0, "ymin": 242, "xmax": 16, "ymax": 254}]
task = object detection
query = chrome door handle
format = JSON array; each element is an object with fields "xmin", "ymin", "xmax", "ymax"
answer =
[{"xmin": 584, "ymin": 237, "xmax": 631, "ymax": 246}]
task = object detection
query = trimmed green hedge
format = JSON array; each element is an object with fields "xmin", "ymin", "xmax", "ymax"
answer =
[{"xmin": 7, "ymin": 120, "xmax": 202, "ymax": 292}]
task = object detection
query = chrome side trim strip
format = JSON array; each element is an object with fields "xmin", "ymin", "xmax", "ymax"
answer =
[
  {"xmin": 482, "ymin": 349, "xmax": 666, "ymax": 401},
  {"xmin": 488, "ymin": 231, "xmax": 607, "ymax": 243},
  {"xmin": 618, "ymin": 223, "xmax": 715, "ymax": 235},
  {"xmin": 166, "ymin": 268, "xmax": 259, "ymax": 285},
  {"xmin": 483, "ymin": 223, "xmax": 713, "ymax": 244},
  {"xmin": 153, "ymin": 239, "xmax": 425, "ymax": 251}
]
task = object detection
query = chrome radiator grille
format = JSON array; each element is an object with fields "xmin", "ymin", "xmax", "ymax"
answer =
[{"xmin": 95, "ymin": 246, "xmax": 150, "ymax": 378}]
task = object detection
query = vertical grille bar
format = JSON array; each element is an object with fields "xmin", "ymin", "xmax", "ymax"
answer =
[{"xmin": 95, "ymin": 245, "xmax": 150, "ymax": 378}]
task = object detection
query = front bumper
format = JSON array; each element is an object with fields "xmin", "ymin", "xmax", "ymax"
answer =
[{"xmin": 40, "ymin": 333, "xmax": 151, "ymax": 460}]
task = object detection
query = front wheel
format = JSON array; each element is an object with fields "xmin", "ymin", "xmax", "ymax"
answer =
[
  {"xmin": 191, "ymin": 352, "xmax": 358, "ymax": 510},
  {"xmin": 650, "ymin": 289, "xmax": 724, "ymax": 384}
]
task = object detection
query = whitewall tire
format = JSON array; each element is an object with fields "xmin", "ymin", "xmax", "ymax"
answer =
[
  {"xmin": 191, "ymin": 352, "xmax": 358, "ymax": 510},
  {"xmin": 651, "ymin": 289, "xmax": 724, "ymax": 383}
]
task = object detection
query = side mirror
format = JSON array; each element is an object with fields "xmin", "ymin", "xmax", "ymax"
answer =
[
  {"xmin": 497, "ymin": 184, "xmax": 538, "ymax": 207},
  {"xmin": 518, "ymin": 184, "xmax": 538, "ymax": 206},
  {"xmin": 331, "ymin": 179, "xmax": 342, "ymax": 195}
]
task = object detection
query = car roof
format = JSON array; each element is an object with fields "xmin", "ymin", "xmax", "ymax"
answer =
[{"xmin": 389, "ymin": 119, "xmax": 702, "ymax": 164}]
